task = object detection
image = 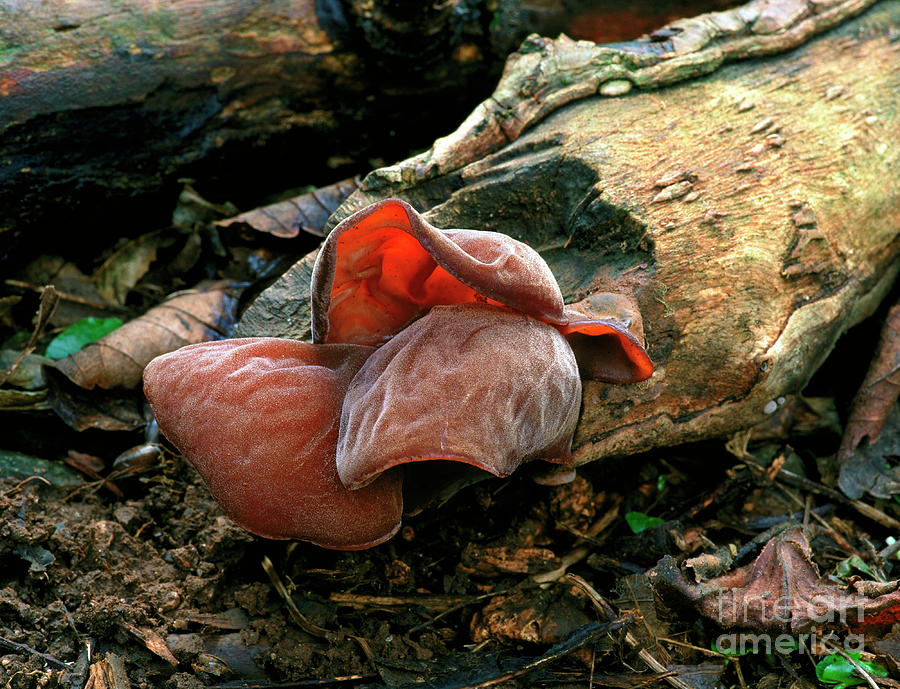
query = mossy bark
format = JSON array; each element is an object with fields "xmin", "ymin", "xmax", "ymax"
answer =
[{"xmin": 0, "ymin": 0, "xmax": 507, "ymax": 259}]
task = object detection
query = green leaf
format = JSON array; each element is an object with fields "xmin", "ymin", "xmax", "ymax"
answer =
[
  {"xmin": 625, "ymin": 511, "xmax": 665, "ymax": 533},
  {"xmin": 45, "ymin": 317, "xmax": 123, "ymax": 359},
  {"xmin": 834, "ymin": 555, "xmax": 876, "ymax": 581},
  {"xmin": 815, "ymin": 652, "xmax": 888, "ymax": 688}
]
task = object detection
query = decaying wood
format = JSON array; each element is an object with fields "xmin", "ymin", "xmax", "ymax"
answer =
[
  {"xmin": 241, "ymin": 0, "xmax": 900, "ymax": 463},
  {"xmin": 0, "ymin": 0, "xmax": 528, "ymax": 256},
  {"xmin": 359, "ymin": 0, "xmax": 879, "ymax": 186}
]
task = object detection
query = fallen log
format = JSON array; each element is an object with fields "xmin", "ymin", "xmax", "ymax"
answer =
[
  {"xmin": 240, "ymin": 0, "xmax": 900, "ymax": 463},
  {"xmin": 0, "ymin": 0, "xmax": 535, "ymax": 260}
]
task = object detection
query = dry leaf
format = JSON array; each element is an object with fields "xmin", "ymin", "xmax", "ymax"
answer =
[
  {"xmin": 460, "ymin": 544, "xmax": 562, "ymax": 577},
  {"xmin": 217, "ymin": 176, "xmax": 360, "ymax": 238},
  {"xmin": 873, "ymin": 634, "xmax": 900, "ymax": 675},
  {"xmin": 0, "ymin": 388, "xmax": 49, "ymax": 411},
  {"xmin": 840, "ymin": 304, "xmax": 900, "ymax": 461},
  {"xmin": 664, "ymin": 664, "xmax": 725, "ymax": 689},
  {"xmin": 838, "ymin": 406, "xmax": 900, "ymax": 500},
  {"xmin": 470, "ymin": 585, "xmax": 592, "ymax": 645},
  {"xmin": 172, "ymin": 183, "xmax": 239, "ymax": 227},
  {"xmin": 47, "ymin": 281, "xmax": 241, "ymax": 390},
  {"xmin": 93, "ymin": 231, "xmax": 171, "ymax": 305},
  {"xmin": 44, "ymin": 282, "xmax": 241, "ymax": 431},
  {"xmin": 43, "ymin": 376, "xmax": 146, "ymax": 431},
  {"xmin": 0, "ymin": 351, "xmax": 46, "ymax": 390},
  {"xmin": 651, "ymin": 527, "xmax": 900, "ymax": 636},
  {"xmin": 0, "ymin": 295, "xmax": 21, "ymax": 327},
  {"xmin": 123, "ymin": 622, "xmax": 178, "ymax": 666},
  {"xmin": 20, "ymin": 259, "xmax": 119, "ymax": 327}
]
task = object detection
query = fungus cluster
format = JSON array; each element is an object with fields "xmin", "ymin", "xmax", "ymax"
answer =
[{"xmin": 143, "ymin": 199, "xmax": 653, "ymax": 549}]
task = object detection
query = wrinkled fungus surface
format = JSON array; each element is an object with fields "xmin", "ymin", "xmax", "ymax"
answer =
[
  {"xmin": 561, "ymin": 293, "xmax": 653, "ymax": 383},
  {"xmin": 311, "ymin": 198, "xmax": 566, "ymax": 345},
  {"xmin": 143, "ymin": 338, "xmax": 402, "ymax": 549},
  {"xmin": 143, "ymin": 198, "xmax": 654, "ymax": 549},
  {"xmin": 337, "ymin": 303, "xmax": 581, "ymax": 489},
  {"xmin": 312, "ymin": 199, "xmax": 652, "ymax": 383}
]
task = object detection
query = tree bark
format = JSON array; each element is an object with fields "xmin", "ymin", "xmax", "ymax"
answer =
[
  {"xmin": 240, "ymin": 0, "xmax": 900, "ymax": 463},
  {"xmin": 0, "ymin": 0, "xmax": 513, "ymax": 261}
]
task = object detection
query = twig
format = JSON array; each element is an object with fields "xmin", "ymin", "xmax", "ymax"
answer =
[
  {"xmin": 262, "ymin": 556, "xmax": 330, "ymax": 639},
  {"xmin": 624, "ymin": 576, "xmax": 670, "ymax": 665},
  {"xmin": 659, "ymin": 637, "xmax": 726, "ymax": 657},
  {"xmin": 733, "ymin": 444, "xmax": 900, "ymax": 532},
  {"xmin": 849, "ymin": 499, "xmax": 900, "ymax": 531},
  {"xmin": 589, "ymin": 645, "xmax": 596, "ymax": 689},
  {"xmin": 0, "ymin": 285, "xmax": 58, "ymax": 386},
  {"xmin": 773, "ymin": 483, "xmax": 859, "ymax": 555},
  {"xmin": 877, "ymin": 538, "xmax": 900, "ymax": 561},
  {"xmin": 329, "ymin": 592, "xmax": 472, "ymax": 612},
  {"xmin": 738, "ymin": 504, "xmax": 833, "ymax": 531},
  {"xmin": 473, "ymin": 621, "xmax": 622, "ymax": 688},
  {"xmin": 0, "ymin": 475, "xmax": 51, "ymax": 498},
  {"xmin": 732, "ymin": 656, "xmax": 749, "ymax": 689},
  {"xmin": 0, "ymin": 634, "xmax": 72, "ymax": 669},
  {"xmin": 208, "ymin": 675, "xmax": 379, "ymax": 689},
  {"xmin": 734, "ymin": 521, "xmax": 794, "ymax": 562},
  {"xmin": 567, "ymin": 574, "xmax": 693, "ymax": 689},
  {"xmin": 532, "ymin": 500, "xmax": 620, "ymax": 584},
  {"xmin": 408, "ymin": 589, "xmax": 508, "ymax": 633},
  {"xmin": 4, "ymin": 279, "xmax": 126, "ymax": 312},
  {"xmin": 774, "ymin": 466, "xmax": 900, "ymax": 531}
]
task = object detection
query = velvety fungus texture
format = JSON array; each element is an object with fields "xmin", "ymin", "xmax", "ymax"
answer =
[
  {"xmin": 311, "ymin": 198, "xmax": 566, "ymax": 345},
  {"xmin": 143, "ymin": 198, "xmax": 655, "ymax": 550},
  {"xmin": 142, "ymin": 338, "xmax": 403, "ymax": 549},
  {"xmin": 560, "ymin": 293, "xmax": 654, "ymax": 383},
  {"xmin": 311, "ymin": 199, "xmax": 652, "ymax": 383},
  {"xmin": 336, "ymin": 303, "xmax": 582, "ymax": 489}
]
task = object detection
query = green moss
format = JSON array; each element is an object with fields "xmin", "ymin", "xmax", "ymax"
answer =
[{"xmin": 0, "ymin": 43, "xmax": 23, "ymax": 67}]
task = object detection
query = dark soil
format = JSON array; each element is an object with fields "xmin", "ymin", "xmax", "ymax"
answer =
[
  {"xmin": 0, "ymin": 402, "xmax": 711, "ymax": 685},
  {"xmin": 4, "ymin": 403, "xmax": 897, "ymax": 689}
]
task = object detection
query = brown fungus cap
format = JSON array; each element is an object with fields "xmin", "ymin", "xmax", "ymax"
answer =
[
  {"xmin": 311, "ymin": 198, "xmax": 652, "ymax": 382},
  {"xmin": 143, "ymin": 338, "xmax": 402, "ymax": 550},
  {"xmin": 336, "ymin": 303, "xmax": 582, "ymax": 490},
  {"xmin": 311, "ymin": 198, "xmax": 566, "ymax": 345},
  {"xmin": 559, "ymin": 292, "xmax": 654, "ymax": 383},
  {"xmin": 141, "ymin": 201, "xmax": 653, "ymax": 551}
]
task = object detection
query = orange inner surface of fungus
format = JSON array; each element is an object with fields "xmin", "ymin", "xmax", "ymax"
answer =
[
  {"xmin": 327, "ymin": 227, "xmax": 498, "ymax": 344},
  {"xmin": 559, "ymin": 321, "xmax": 654, "ymax": 383}
]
